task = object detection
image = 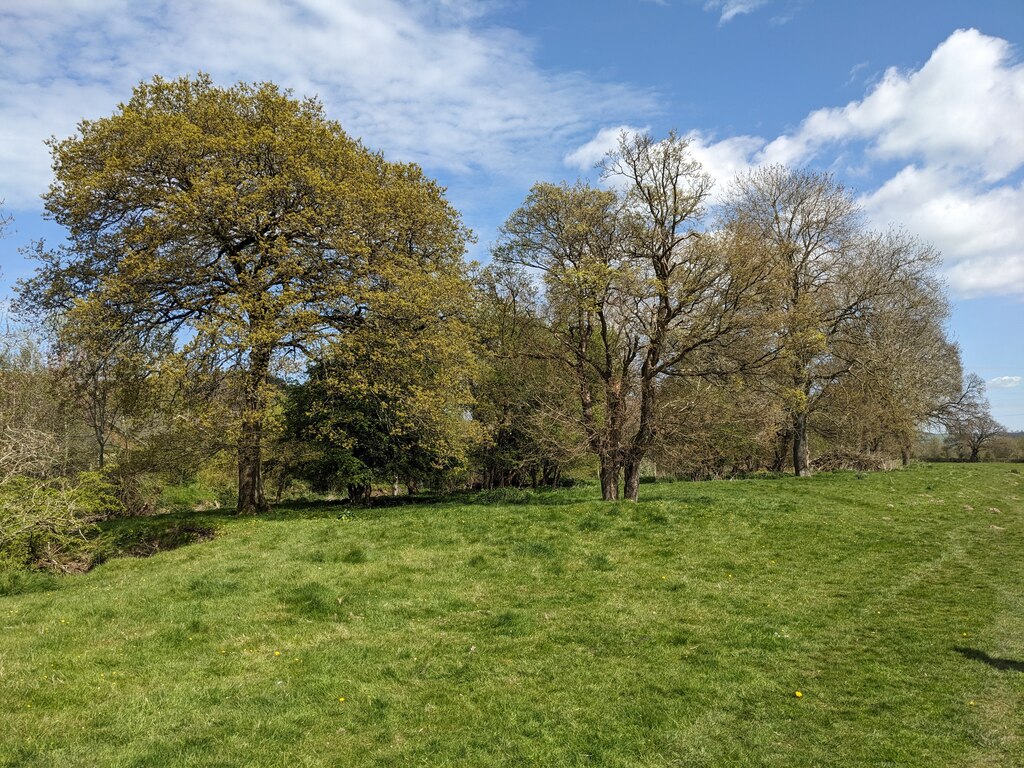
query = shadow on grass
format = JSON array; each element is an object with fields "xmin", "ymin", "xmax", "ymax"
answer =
[
  {"xmin": 96, "ymin": 517, "xmax": 218, "ymax": 561},
  {"xmin": 86, "ymin": 475, "xmax": 776, "ymax": 567},
  {"xmin": 954, "ymin": 647, "xmax": 1024, "ymax": 673}
]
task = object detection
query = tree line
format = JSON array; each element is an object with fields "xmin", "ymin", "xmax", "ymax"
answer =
[{"xmin": 0, "ymin": 75, "xmax": 1009, "ymax": 567}]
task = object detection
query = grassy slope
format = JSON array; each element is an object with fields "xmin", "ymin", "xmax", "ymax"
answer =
[{"xmin": 1, "ymin": 463, "xmax": 1022, "ymax": 767}]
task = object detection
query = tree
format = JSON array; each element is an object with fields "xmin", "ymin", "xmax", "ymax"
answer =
[
  {"xmin": 495, "ymin": 180, "xmax": 631, "ymax": 499},
  {"xmin": 497, "ymin": 132, "xmax": 772, "ymax": 500},
  {"xmin": 472, "ymin": 265, "xmax": 590, "ymax": 489},
  {"xmin": 720, "ymin": 167, "xmax": 942, "ymax": 476},
  {"xmin": 813, "ymin": 254, "xmax": 960, "ymax": 467},
  {"xmin": 606, "ymin": 136, "xmax": 777, "ymax": 499},
  {"xmin": 943, "ymin": 374, "xmax": 1004, "ymax": 461},
  {"xmin": 285, "ymin": 276, "xmax": 478, "ymax": 503},
  {"xmin": 17, "ymin": 74, "xmax": 471, "ymax": 514},
  {"xmin": 48, "ymin": 309, "xmax": 170, "ymax": 470}
]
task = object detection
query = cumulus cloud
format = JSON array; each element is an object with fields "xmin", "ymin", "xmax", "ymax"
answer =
[
  {"xmin": 565, "ymin": 28, "xmax": 1024, "ymax": 297},
  {"xmin": 683, "ymin": 131, "xmax": 762, "ymax": 195},
  {"xmin": 563, "ymin": 125, "xmax": 647, "ymax": 172},
  {"xmin": 989, "ymin": 376, "xmax": 1022, "ymax": 389},
  {"xmin": 0, "ymin": 0, "xmax": 655, "ymax": 208},
  {"xmin": 758, "ymin": 29, "xmax": 1024, "ymax": 179},
  {"xmin": 859, "ymin": 165, "xmax": 1024, "ymax": 297}
]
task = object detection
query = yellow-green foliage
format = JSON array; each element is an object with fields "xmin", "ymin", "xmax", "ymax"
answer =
[
  {"xmin": 0, "ymin": 472, "xmax": 120, "ymax": 572},
  {"xmin": 19, "ymin": 74, "xmax": 474, "ymax": 512}
]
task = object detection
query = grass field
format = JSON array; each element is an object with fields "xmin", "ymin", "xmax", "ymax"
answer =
[{"xmin": 1, "ymin": 463, "xmax": 1022, "ymax": 767}]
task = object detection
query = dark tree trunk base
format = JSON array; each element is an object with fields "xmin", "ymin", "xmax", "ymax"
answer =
[
  {"xmin": 792, "ymin": 412, "xmax": 811, "ymax": 477},
  {"xmin": 599, "ymin": 460, "xmax": 620, "ymax": 501},
  {"xmin": 623, "ymin": 459, "xmax": 641, "ymax": 502}
]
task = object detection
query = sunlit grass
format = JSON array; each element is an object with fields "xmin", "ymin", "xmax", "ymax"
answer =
[{"xmin": 1, "ymin": 464, "xmax": 1022, "ymax": 766}]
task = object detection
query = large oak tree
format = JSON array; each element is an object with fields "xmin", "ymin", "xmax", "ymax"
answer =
[{"xmin": 18, "ymin": 74, "xmax": 471, "ymax": 514}]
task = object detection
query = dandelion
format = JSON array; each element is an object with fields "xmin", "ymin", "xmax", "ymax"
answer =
[
  {"xmin": 274, "ymin": 651, "xmax": 281, "ymax": 656},
  {"xmin": 794, "ymin": 691, "xmax": 803, "ymax": 698},
  {"xmin": 339, "ymin": 696, "xmax": 346, "ymax": 702}
]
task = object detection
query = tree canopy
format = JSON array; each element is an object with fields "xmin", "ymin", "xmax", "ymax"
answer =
[{"xmin": 18, "ymin": 74, "xmax": 472, "ymax": 513}]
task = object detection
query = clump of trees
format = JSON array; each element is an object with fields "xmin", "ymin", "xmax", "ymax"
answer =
[
  {"xmin": 1, "ymin": 75, "xmax": 1010, "ymax": 573},
  {"xmin": 485, "ymin": 133, "xmax": 993, "ymax": 495}
]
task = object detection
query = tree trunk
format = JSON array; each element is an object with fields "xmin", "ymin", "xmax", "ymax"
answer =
[
  {"xmin": 771, "ymin": 428, "xmax": 791, "ymax": 472},
  {"xmin": 236, "ymin": 348, "xmax": 271, "ymax": 515},
  {"xmin": 792, "ymin": 412, "xmax": 811, "ymax": 477},
  {"xmin": 624, "ymin": 373, "xmax": 659, "ymax": 502},
  {"xmin": 900, "ymin": 445, "xmax": 911, "ymax": 467},
  {"xmin": 599, "ymin": 458, "xmax": 620, "ymax": 501},
  {"xmin": 237, "ymin": 414, "xmax": 270, "ymax": 514},
  {"xmin": 348, "ymin": 482, "xmax": 372, "ymax": 505},
  {"xmin": 623, "ymin": 457, "xmax": 642, "ymax": 502}
]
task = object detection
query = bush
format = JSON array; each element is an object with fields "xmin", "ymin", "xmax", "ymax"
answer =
[{"xmin": 0, "ymin": 471, "xmax": 121, "ymax": 572}]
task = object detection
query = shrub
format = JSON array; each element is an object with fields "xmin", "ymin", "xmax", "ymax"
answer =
[{"xmin": 0, "ymin": 471, "xmax": 121, "ymax": 572}]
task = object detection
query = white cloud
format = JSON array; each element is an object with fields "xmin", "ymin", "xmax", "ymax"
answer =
[
  {"xmin": 684, "ymin": 131, "xmax": 762, "ymax": 195},
  {"xmin": 564, "ymin": 28, "xmax": 1024, "ymax": 298},
  {"xmin": 0, "ymin": 0, "xmax": 655, "ymax": 208},
  {"xmin": 563, "ymin": 125, "xmax": 647, "ymax": 172},
  {"xmin": 758, "ymin": 29, "xmax": 1024, "ymax": 180},
  {"xmin": 703, "ymin": 0, "xmax": 769, "ymax": 24},
  {"xmin": 859, "ymin": 165, "xmax": 1024, "ymax": 297},
  {"xmin": 989, "ymin": 376, "xmax": 1023, "ymax": 389}
]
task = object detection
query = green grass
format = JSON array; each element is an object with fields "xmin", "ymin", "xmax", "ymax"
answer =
[{"xmin": 2, "ymin": 463, "xmax": 1022, "ymax": 766}]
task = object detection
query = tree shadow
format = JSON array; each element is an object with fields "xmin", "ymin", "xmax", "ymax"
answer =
[{"xmin": 954, "ymin": 647, "xmax": 1024, "ymax": 672}]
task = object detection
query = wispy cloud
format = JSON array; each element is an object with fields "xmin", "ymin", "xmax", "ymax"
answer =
[
  {"xmin": 0, "ymin": 0, "xmax": 655, "ymax": 209},
  {"xmin": 703, "ymin": 0, "xmax": 770, "ymax": 24},
  {"xmin": 845, "ymin": 61, "xmax": 871, "ymax": 87},
  {"xmin": 990, "ymin": 376, "xmax": 1022, "ymax": 389}
]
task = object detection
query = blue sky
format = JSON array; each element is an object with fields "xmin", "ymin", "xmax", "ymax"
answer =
[{"xmin": 1, "ymin": 0, "xmax": 1022, "ymax": 426}]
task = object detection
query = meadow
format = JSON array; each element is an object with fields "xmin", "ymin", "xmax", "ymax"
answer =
[{"xmin": 1, "ymin": 463, "xmax": 1022, "ymax": 767}]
